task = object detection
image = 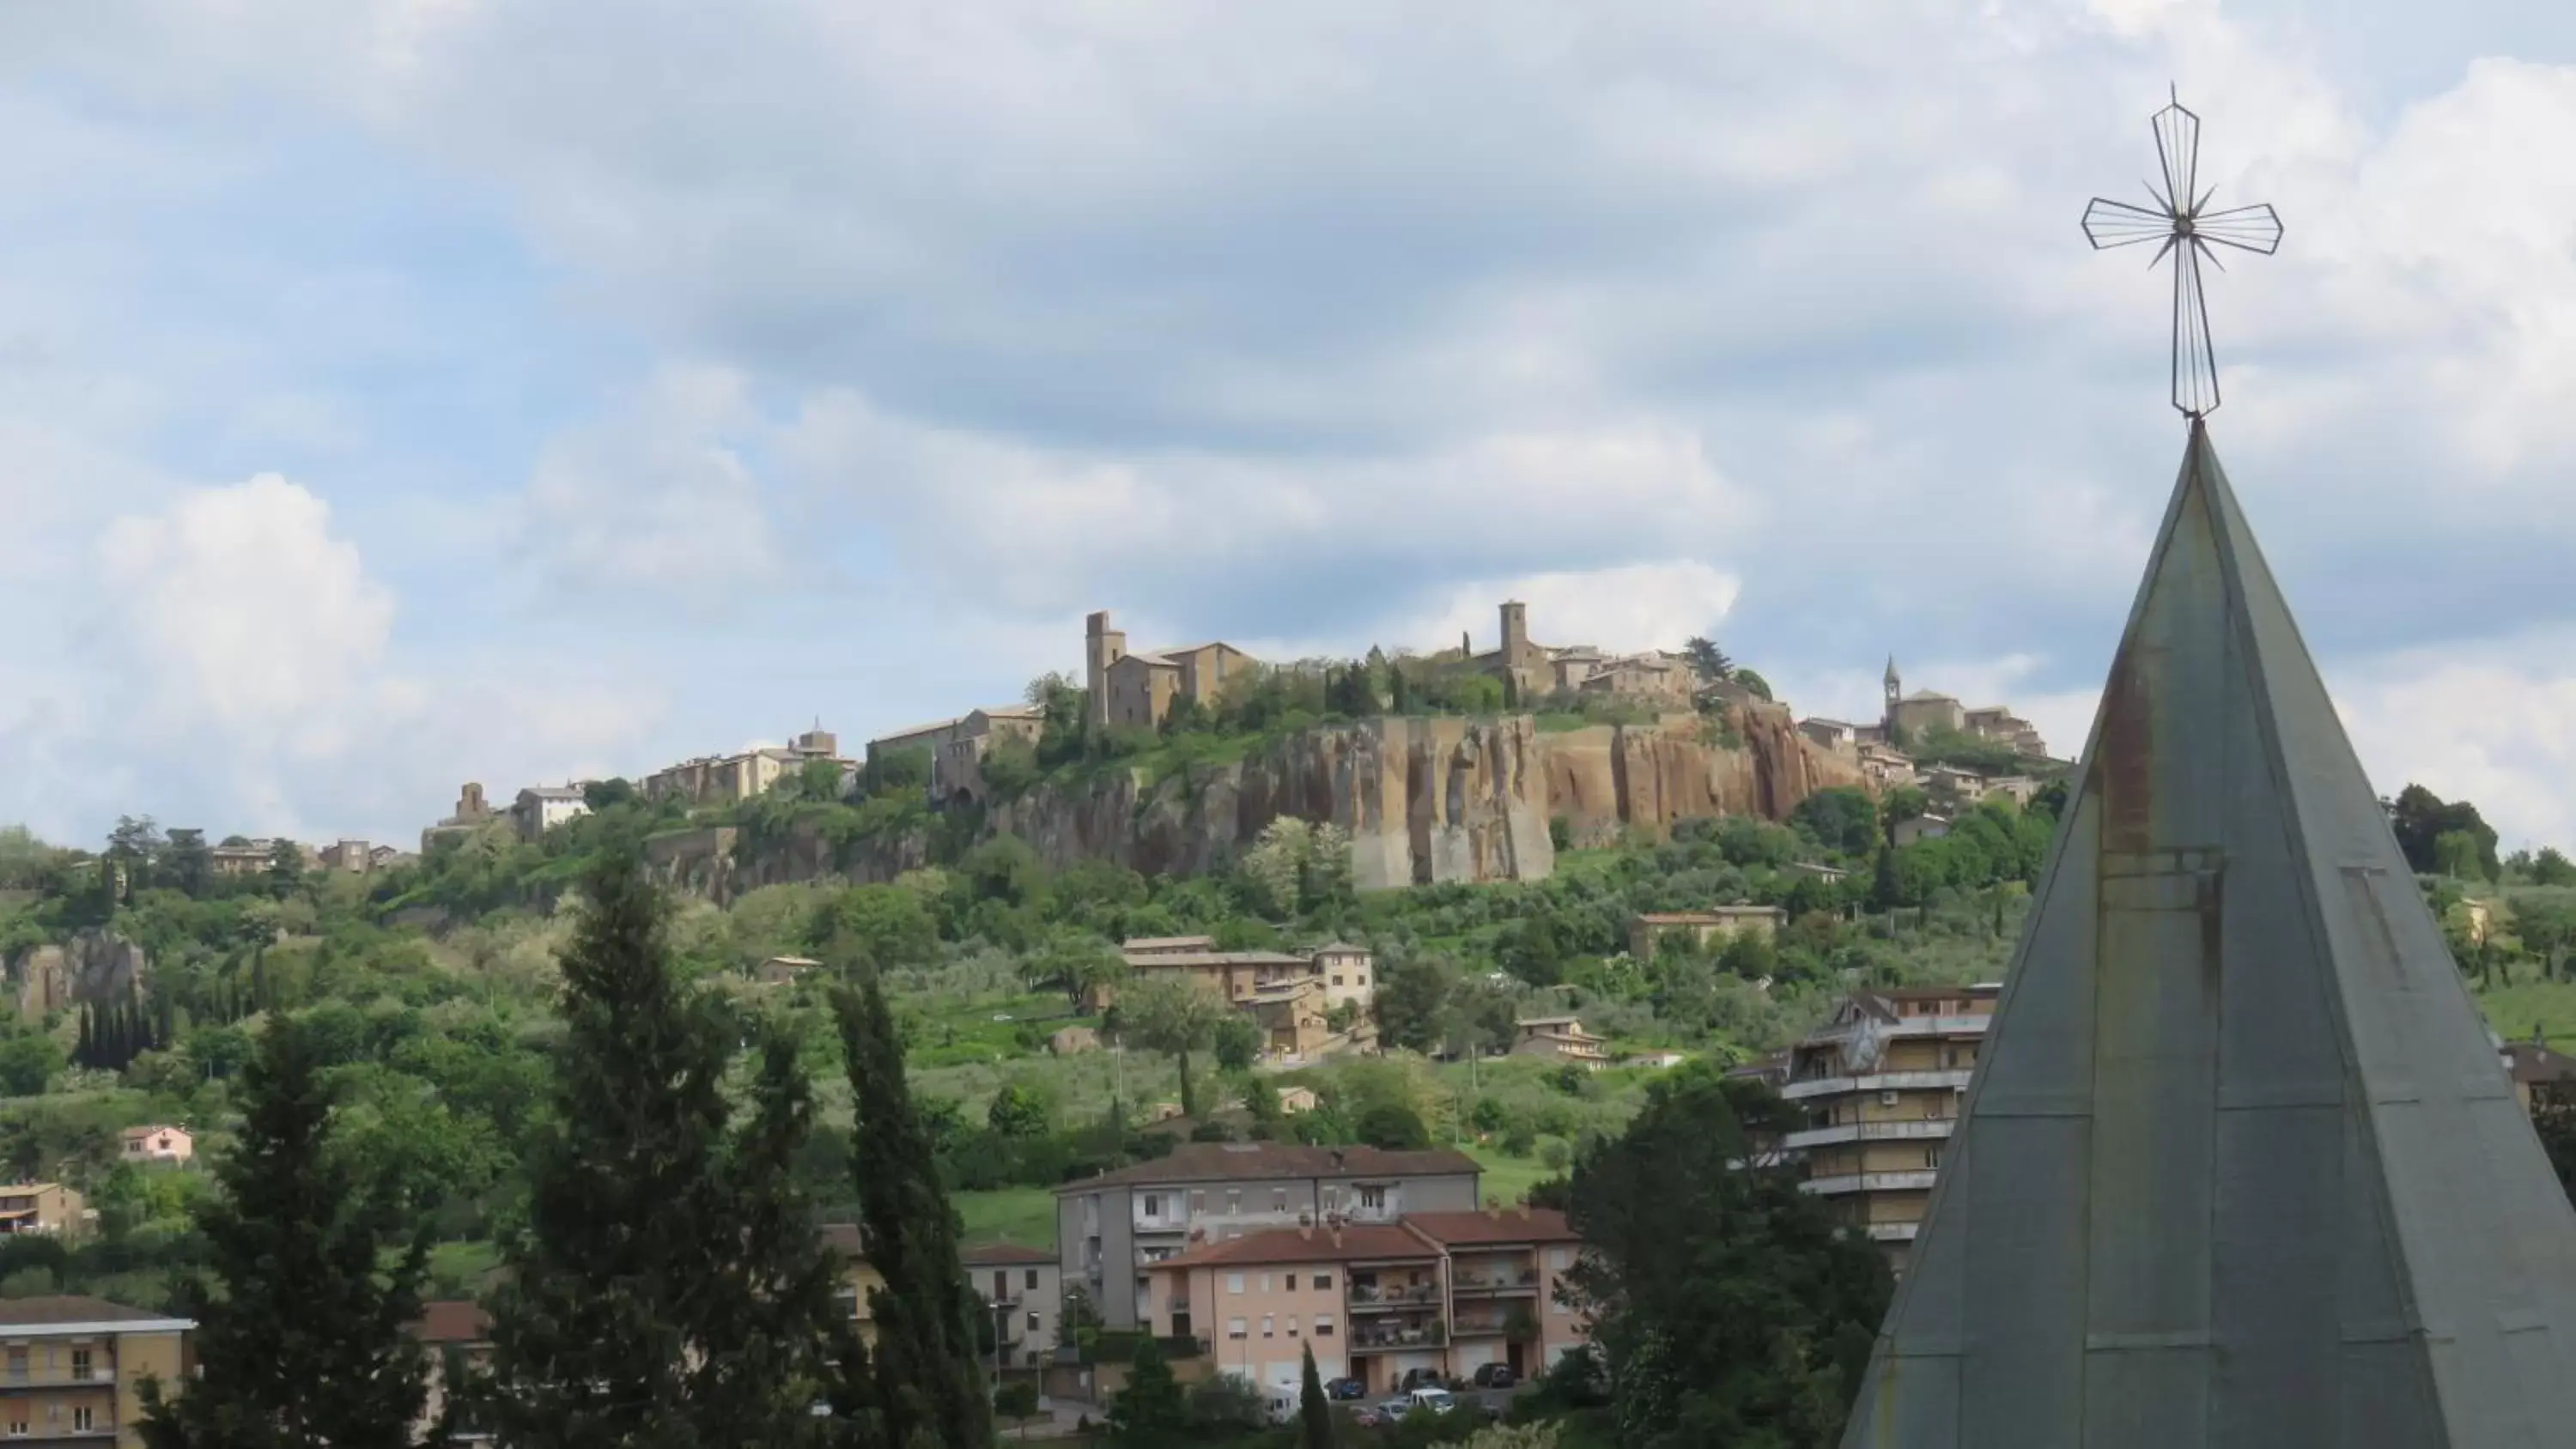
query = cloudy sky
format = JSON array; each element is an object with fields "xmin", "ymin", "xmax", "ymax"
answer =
[{"xmin": 7, "ymin": 0, "xmax": 2576, "ymax": 851}]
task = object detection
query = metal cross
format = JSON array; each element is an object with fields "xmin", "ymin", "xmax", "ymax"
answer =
[{"xmin": 2082, "ymin": 89, "xmax": 2282, "ymax": 418}]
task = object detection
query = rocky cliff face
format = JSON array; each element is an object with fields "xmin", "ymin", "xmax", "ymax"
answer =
[
  {"xmin": 643, "ymin": 706, "xmax": 1862, "ymax": 899},
  {"xmin": 6, "ymin": 928, "xmax": 149, "ymax": 1022}
]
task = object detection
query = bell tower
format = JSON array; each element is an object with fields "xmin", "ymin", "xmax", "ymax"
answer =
[{"xmin": 1882, "ymin": 655, "xmax": 1901, "ymax": 730}]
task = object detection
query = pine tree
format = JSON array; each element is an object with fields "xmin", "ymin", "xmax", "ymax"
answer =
[
  {"xmin": 1298, "ymin": 1342, "xmax": 1334, "ymax": 1448},
  {"xmin": 137, "ymin": 1014, "xmax": 432, "ymax": 1448},
  {"xmin": 479, "ymin": 845, "xmax": 738, "ymax": 1446},
  {"xmin": 1107, "ymin": 1336, "xmax": 1186, "ymax": 1446},
  {"xmin": 835, "ymin": 970, "xmax": 991, "ymax": 1449}
]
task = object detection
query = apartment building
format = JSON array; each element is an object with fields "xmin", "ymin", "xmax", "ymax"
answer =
[
  {"xmin": 1111, "ymin": 938, "xmax": 1377, "ymax": 1015},
  {"xmin": 0, "ymin": 1296, "xmax": 193, "ymax": 1448},
  {"xmin": 1056, "ymin": 1142, "xmax": 1481, "ymax": 1330},
  {"xmin": 1782, "ymin": 983, "xmax": 1999, "ymax": 1265},
  {"xmin": 964, "ymin": 1242, "xmax": 1062, "ymax": 1370},
  {"xmin": 1141, "ymin": 1206, "xmax": 1587, "ymax": 1398},
  {"xmin": 1508, "ymin": 1016, "xmax": 1607, "ymax": 1070}
]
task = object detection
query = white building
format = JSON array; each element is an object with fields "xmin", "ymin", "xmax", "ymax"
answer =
[{"xmin": 511, "ymin": 785, "xmax": 591, "ymax": 842}]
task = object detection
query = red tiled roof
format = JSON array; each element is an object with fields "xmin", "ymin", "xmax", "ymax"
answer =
[
  {"xmin": 2505, "ymin": 1042, "xmax": 2576, "ymax": 1084},
  {"xmin": 821, "ymin": 1222, "xmax": 868, "ymax": 1258},
  {"xmin": 410, "ymin": 1300, "xmax": 491, "ymax": 1344},
  {"xmin": 1054, "ymin": 1143, "xmax": 1479, "ymax": 1192},
  {"xmin": 1151, "ymin": 1222, "xmax": 1437, "ymax": 1270},
  {"xmin": 1404, "ymin": 1208, "xmax": 1579, "ymax": 1247},
  {"xmin": 961, "ymin": 1241, "xmax": 1057, "ymax": 1266}
]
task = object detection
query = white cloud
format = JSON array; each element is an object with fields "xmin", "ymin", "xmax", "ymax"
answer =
[
  {"xmin": 1399, "ymin": 562, "xmax": 1742, "ymax": 661},
  {"xmin": 2336, "ymin": 633, "xmax": 2576, "ymax": 852},
  {"xmin": 517, "ymin": 364, "xmax": 781, "ymax": 604},
  {"xmin": 97, "ymin": 474, "xmax": 394, "ymax": 741}
]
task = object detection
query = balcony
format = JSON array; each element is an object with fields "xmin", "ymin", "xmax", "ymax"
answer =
[
  {"xmin": 1452, "ymin": 1314, "xmax": 1520, "ymax": 1338},
  {"xmin": 1865, "ymin": 1222, "xmax": 1921, "ymax": 1242},
  {"xmin": 1449, "ymin": 1269, "xmax": 1539, "ymax": 1296},
  {"xmin": 0, "ymin": 1367, "xmax": 115, "ymax": 1389},
  {"xmin": 1801, "ymin": 1171, "xmax": 1940, "ymax": 1196},
  {"xmin": 1347, "ymin": 1283, "xmax": 1441, "ymax": 1312},
  {"xmin": 1780, "ymin": 1070, "xmax": 1971, "ymax": 1102},
  {"xmin": 1781, "ymin": 1119, "xmax": 1957, "ymax": 1151},
  {"xmin": 1348, "ymin": 1318, "xmax": 1445, "ymax": 1351}
]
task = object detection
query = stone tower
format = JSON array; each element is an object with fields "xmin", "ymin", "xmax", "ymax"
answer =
[
  {"xmin": 1084, "ymin": 610, "xmax": 1126, "ymax": 729},
  {"xmin": 1499, "ymin": 600, "xmax": 1530, "ymax": 664},
  {"xmin": 1882, "ymin": 654, "xmax": 1901, "ymax": 729},
  {"xmin": 1838, "ymin": 423, "xmax": 2576, "ymax": 1448}
]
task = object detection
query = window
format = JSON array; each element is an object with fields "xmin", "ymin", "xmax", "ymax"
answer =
[
  {"xmin": 1261, "ymin": 1315, "xmax": 1275, "ymax": 1337},
  {"xmin": 1258, "ymin": 1273, "xmax": 1272, "ymax": 1294},
  {"xmin": 70, "ymin": 1410, "xmax": 91, "ymax": 1434},
  {"xmin": 1282, "ymin": 1273, "xmax": 1297, "ymax": 1291},
  {"xmin": 1026, "ymin": 1312, "xmax": 1041, "ymax": 1331},
  {"xmin": 1273, "ymin": 1187, "xmax": 1287, "ymax": 1213},
  {"xmin": 1287, "ymin": 1318, "xmax": 1299, "ymax": 1336},
  {"xmin": 1548, "ymin": 1247, "xmax": 1573, "ymax": 1270},
  {"xmin": 1331, "ymin": 975, "xmax": 1344, "ymax": 986},
  {"xmin": 1227, "ymin": 1189, "xmax": 1242, "ymax": 1214},
  {"xmin": 68, "ymin": 1349, "xmax": 88, "ymax": 1382},
  {"xmin": 1321, "ymin": 1186, "xmax": 1339, "ymax": 1211},
  {"xmin": 1357, "ymin": 974, "xmax": 1368, "ymax": 986},
  {"xmin": 1358, "ymin": 1185, "xmax": 1387, "ymax": 1211},
  {"xmin": 1191, "ymin": 1190, "xmax": 1206, "ymax": 1214},
  {"xmin": 1227, "ymin": 1273, "xmax": 1246, "ymax": 1295},
  {"xmin": 1142, "ymin": 1192, "xmax": 1162, "ymax": 1217},
  {"xmin": 1025, "ymin": 1268, "xmax": 1040, "ymax": 1291},
  {"xmin": 1227, "ymin": 1318, "xmax": 1249, "ymax": 1339},
  {"xmin": 1314, "ymin": 1317, "xmax": 1334, "ymax": 1337}
]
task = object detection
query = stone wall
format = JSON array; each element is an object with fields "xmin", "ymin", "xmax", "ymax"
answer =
[{"xmin": 1540, "ymin": 701, "xmax": 1865, "ymax": 848}]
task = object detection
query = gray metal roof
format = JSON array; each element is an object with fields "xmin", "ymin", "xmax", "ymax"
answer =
[{"xmin": 1840, "ymin": 422, "xmax": 2576, "ymax": 1447}]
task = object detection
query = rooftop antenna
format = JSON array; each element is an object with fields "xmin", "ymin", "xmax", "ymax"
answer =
[{"xmin": 2081, "ymin": 86, "xmax": 2283, "ymax": 419}]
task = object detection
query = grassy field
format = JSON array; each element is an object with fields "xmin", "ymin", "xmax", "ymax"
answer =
[
  {"xmin": 1466, "ymin": 1143, "xmax": 1560, "ymax": 1207},
  {"xmin": 954, "ymin": 1184, "xmax": 1059, "ymax": 1250},
  {"xmin": 2474, "ymin": 976, "xmax": 2576, "ymax": 1049}
]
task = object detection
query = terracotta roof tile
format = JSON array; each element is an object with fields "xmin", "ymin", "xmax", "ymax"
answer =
[{"xmin": 1054, "ymin": 1143, "xmax": 1479, "ymax": 1192}]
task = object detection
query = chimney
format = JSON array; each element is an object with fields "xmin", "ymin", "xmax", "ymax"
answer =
[
  {"xmin": 1300, "ymin": 1222, "xmax": 1314, "ymax": 1241},
  {"xmin": 1330, "ymin": 1227, "xmax": 1343, "ymax": 1250},
  {"xmin": 1517, "ymin": 1202, "xmax": 1532, "ymax": 1221}
]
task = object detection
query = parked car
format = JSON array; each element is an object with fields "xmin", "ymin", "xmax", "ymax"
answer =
[
  {"xmin": 1398, "ymin": 1367, "xmax": 1448, "ymax": 1392},
  {"xmin": 1405, "ymin": 1387, "xmax": 1461, "ymax": 1416},
  {"xmin": 1471, "ymin": 1362, "xmax": 1520, "ymax": 1390},
  {"xmin": 1323, "ymin": 1377, "xmax": 1366, "ymax": 1401},
  {"xmin": 1357, "ymin": 1397, "xmax": 1413, "ymax": 1428}
]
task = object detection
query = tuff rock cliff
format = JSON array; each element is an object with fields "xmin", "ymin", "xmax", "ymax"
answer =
[
  {"xmin": 645, "ymin": 704, "xmax": 1862, "ymax": 902},
  {"xmin": 5, "ymin": 928, "xmax": 149, "ymax": 1023}
]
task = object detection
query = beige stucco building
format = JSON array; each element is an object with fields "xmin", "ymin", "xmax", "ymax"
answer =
[
  {"xmin": 0, "ymin": 1185, "xmax": 84, "ymax": 1238},
  {"xmin": 1627, "ymin": 906, "xmax": 1786, "ymax": 961},
  {"xmin": 1084, "ymin": 612, "xmax": 1259, "ymax": 731},
  {"xmin": 965, "ymin": 1242, "xmax": 1063, "ymax": 1370},
  {"xmin": 642, "ymin": 726, "xmax": 853, "ymax": 807},
  {"xmin": 866, "ymin": 706, "xmax": 1043, "ymax": 804},
  {"xmin": 1144, "ymin": 1207, "xmax": 1589, "ymax": 1397},
  {"xmin": 1509, "ymin": 1016, "xmax": 1608, "ymax": 1069},
  {"xmin": 1783, "ymin": 983, "xmax": 1999, "ymax": 1266},
  {"xmin": 0, "ymin": 1296, "xmax": 193, "ymax": 1448}
]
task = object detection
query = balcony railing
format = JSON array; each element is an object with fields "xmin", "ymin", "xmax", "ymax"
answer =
[
  {"xmin": 1449, "ymin": 1270, "xmax": 1538, "ymax": 1294},
  {"xmin": 1865, "ymin": 1222, "xmax": 1921, "ymax": 1242},
  {"xmin": 1801, "ymin": 1170, "xmax": 1940, "ymax": 1196},
  {"xmin": 0, "ymin": 1367, "xmax": 114, "ymax": 1389},
  {"xmin": 1348, "ymin": 1319, "xmax": 1445, "ymax": 1350},
  {"xmin": 1348, "ymin": 1283, "xmax": 1440, "ymax": 1310},
  {"xmin": 1781, "ymin": 1119, "xmax": 1957, "ymax": 1151},
  {"xmin": 1780, "ymin": 1070, "xmax": 1971, "ymax": 1101}
]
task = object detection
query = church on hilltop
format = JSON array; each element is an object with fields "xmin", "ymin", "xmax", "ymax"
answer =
[{"xmin": 1795, "ymin": 658, "xmax": 2050, "ymax": 765}]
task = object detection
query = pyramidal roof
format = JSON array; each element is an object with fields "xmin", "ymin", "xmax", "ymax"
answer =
[{"xmin": 1840, "ymin": 423, "xmax": 2576, "ymax": 1448}]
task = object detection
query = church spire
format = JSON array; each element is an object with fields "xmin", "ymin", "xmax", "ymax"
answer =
[{"xmin": 1838, "ymin": 422, "xmax": 2576, "ymax": 1447}]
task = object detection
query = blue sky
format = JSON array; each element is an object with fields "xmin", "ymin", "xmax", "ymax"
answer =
[{"xmin": 8, "ymin": 0, "xmax": 2576, "ymax": 850}]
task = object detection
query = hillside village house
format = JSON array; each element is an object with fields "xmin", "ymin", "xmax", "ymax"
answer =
[
  {"xmin": 1056, "ymin": 1142, "xmax": 1482, "ymax": 1331},
  {"xmin": 642, "ymin": 725, "xmax": 854, "ymax": 807},
  {"xmin": 1509, "ymin": 1017, "xmax": 1608, "ymax": 1070},
  {"xmin": 865, "ymin": 705, "xmax": 1043, "ymax": 805},
  {"xmin": 1626, "ymin": 906, "xmax": 1786, "ymax": 961},
  {"xmin": 0, "ymin": 1185, "xmax": 84, "ymax": 1237},
  {"xmin": 1783, "ymin": 983, "xmax": 2000, "ymax": 1267},
  {"xmin": 756, "ymin": 955, "xmax": 822, "ymax": 986},
  {"xmin": 0, "ymin": 1296, "xmax": 195, "ymax": 1448},
  {"xmin": 964, "ymin": 1242, "xmax": 1063, "ymax": 1369},
  {"xmin": 315, "ymin": 840, "xmax": 374, "ymax": 873},
  {"xmin": 206, "ymin": 840, "xmax": 281, "ymax": 877},
  {"xmin": 1111, "ymin": 937, "xmax": 1377, "ymax": 1015},
  {"xmin": 1891, "ymin": 814, "xmax": 1951, "ymax": 848},
  {"xmin": 117, "ymin": 1126, "xmax": 191, "ymax": 1165},
  {"xmin": 1143, "ymin": 1206, "xmax": 1589, "ymax": 1397},
  {"xmin": 509, "ymin": 785, "xmax": 589, "ymax": 843},
  {"xmin": 421, "ymin": 783, "xmax": 501, "ymax": 854},
  {"xmin": 823, "ymin": 1222, "xmax": 889, "ymax": 1348}
]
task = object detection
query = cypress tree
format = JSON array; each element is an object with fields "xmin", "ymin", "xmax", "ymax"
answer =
[
  {"xmin": 1299, "ymin": 1342, "xmax": 1334, "ymax": 1448},
  {"xmin": 696, "ymin": 1023, "xmax": 879, "ymax": 1447},
  {"xmin": 478, "ymin": 846, "xmax": 736, "ymax": 1446},
  {"xmin": 137, "ymin": 1014, "xmax": 432, "ymax": 1448},
  {"xmin": 73, "ymin": 1007, "xmax": 91, "ymax": 1071},
  {"xmin": 835, "ymin": 970, "xmax": 990, "ymax": 1448}
]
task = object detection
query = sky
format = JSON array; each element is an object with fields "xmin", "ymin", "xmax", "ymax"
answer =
[{"xmin": 7, "ymin": 0, "xmax": 2576, "ymax": 852}]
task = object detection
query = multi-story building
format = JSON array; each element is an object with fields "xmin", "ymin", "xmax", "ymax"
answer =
[
  {"xmin": 1142, "ymin": 1206, "xmax": 1587, "ymax": 1399},
  {"xmin": 0, "ymin": 1295, "xmax": 193, "ymax": 1447},
  {"xmin": 823, "ymin": 1222, "xmax": 890, "ymax": 1348},
  {"xmin": 1626, "ymin": 906, "xmax": 1785, "ymax": 961},
  {"xmin": 641, "ymin": 726, "xmax": 854, "ymax": 808},
  {"xmin": 1084, "ymin": 612, "xmax": 1259, "ymax": 732},
  {"xmin": 0, "ymin": 1185, "xmax": 84, "ymax": 1237},
  {"xmin": 422, "ymin": 784, "xmax": 502, "ymax": 855},
  {"xmin": 963, "ymin": 1243, "xmax": 1062, "ymax": 1370},
  {"xmin": 1109, "ymin": 938, "xmax": 1376, "ymax": 1016},
  {"xmin": 1509, "ymin": 1017, "xmax": 1607, "ymax": 1070},
  {"xmin": 509, "ymin": 786, "xmax": 589, "ymax": 843},
  {"xmin": 1782, "ymin": 983, "xmax": 1999, "ymax": 1266},
  {"xmin": 116, "ymin": 1126, "xmax": 191, "ymax": 1166},
  {"xmin": 1056, "ymin": 1142, "xmax": 1481, "ymax": 1331},
  {"xmin": 865, "ymin": 706, "xmax": 1043, "ymax": 804}
]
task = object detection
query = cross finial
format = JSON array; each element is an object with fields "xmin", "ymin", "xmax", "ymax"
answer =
[{"xmin": 2081, "ymin": 90, "xmax": 2282, "ymax": 419}]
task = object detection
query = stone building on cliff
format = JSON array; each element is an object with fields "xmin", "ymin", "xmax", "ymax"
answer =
[
  {"xmin": 1084, "ymin": 610, "xmax": 1260, "ymax": 731},
  {"xmin": 1809, "ymin": 657, "xmax": 2051, "ymax": 767},
  {"xmin": 1460, "ymin": 600, "xmax": 1697, "ymax": 706},
  {"xmin": 642, "ymin": 724, "xmax": 854, "ymax": 807}
]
